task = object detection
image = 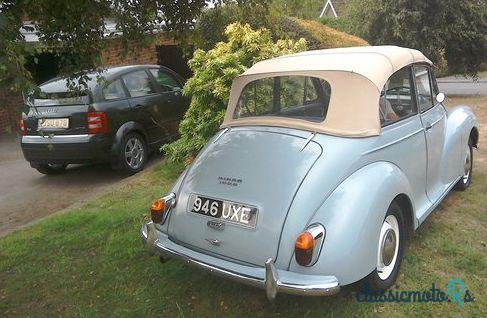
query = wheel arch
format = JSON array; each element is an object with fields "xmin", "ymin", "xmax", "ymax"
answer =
[
  {"xmin": 110, "ymin": 121, "xmax": 148, "ymax": 163},
  {"xmin": 469, "ymin": 126, "xmax": 479, "ymax": 148},
  {"xmin": 393, "ymin": 193, "xmax": 415, "ymax": 236},
  {"xmin": 286, "ymin": 161, "xmax": 416, "ymax": 285}
]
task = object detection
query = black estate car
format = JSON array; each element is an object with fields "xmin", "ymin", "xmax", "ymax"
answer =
[{"xmin": 20, "ymin": 65, "xmax": 189, "ymax": 174}]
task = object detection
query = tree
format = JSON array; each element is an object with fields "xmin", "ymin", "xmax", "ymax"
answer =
[
  {"xmin": 163, "ymin": 23, "xmax": 307, "ymax": 163},
  {"xmin": 347, "ymin": 0, "xmax": 486, "ymax": 76},
  {"xmin": 0, "ymin": 0, "xmax": 212, "ymax": 92}
]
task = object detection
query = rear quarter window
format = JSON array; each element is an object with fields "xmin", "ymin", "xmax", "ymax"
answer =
[{"xmin": 234, "ymin": 75, "xmax": 331, "ymax": 122}]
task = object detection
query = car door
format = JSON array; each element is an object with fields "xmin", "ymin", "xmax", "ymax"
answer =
[
  {"xmin": 148, "ymin": 67, "xmax": 187, "ymax": 138},
  {"xmin": 413, "ymin": 65, "xmax": 446, "ymax": 203},
  {"xmin": 121, "ymin": 69, "xmax": 167, "ymax": 145}
]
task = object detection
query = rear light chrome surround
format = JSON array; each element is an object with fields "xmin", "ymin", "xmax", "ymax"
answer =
[
  {"xmin": 150, "ymin": 192, "xmax": 176, "ymax": 225},
  {"xmin": 295, "ymin": 223, "xmax": 326, "ymax": 267}
]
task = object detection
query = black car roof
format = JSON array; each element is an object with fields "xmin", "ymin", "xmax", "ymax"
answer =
[{"xmin": 38, "ymin": 65, "xmax": 162, "ymax": 93}]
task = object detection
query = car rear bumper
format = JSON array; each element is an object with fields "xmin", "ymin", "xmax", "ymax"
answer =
[
  {"xmin": 141, "ymin": 222, "xmax": 340, "ymax": 300},
  {"xmin": 21, "ymin": 134, "xmax": 112, "ymax": 164}
]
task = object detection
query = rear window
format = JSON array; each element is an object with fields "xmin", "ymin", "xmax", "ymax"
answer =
[
  {"xmin": 234, "ymin": 76, "xmax": 331, "ymax": 122},
  {"xmin": 31, "ymin": 91, "xmax": 90, "ymax": 106}
]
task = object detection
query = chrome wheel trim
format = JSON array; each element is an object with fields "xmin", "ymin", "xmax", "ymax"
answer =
[
  {"xmin": 124, "ymin": 137, "xmax": 144, "ymax": 169},
  {"xmin": 377, "ymin": 214, "xmax": 400, "ymax": 280},
  {"xmin": 462, "ymin": 145, "xmax": 472, "ymax": 184}
]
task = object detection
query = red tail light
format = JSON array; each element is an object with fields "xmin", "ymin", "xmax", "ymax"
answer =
[
  {"xmin": 20, "ymin": 116, "xmax": 26, "ymax": 135},
  {"xmin": 87, "ymin": 112, "xmax": 108, "ymax": 134}
]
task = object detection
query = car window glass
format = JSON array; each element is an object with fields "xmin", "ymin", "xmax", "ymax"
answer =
[
  {"xmin": 122, "ymin": 71, "xmax": 155, "ymax": 97},
  {"xmin": 380, "ymin": 67, "xmax": 416, "ymax": 126},
  {"xmin": 413, "ymin": 66, "xmax": 434, "ymax": 112},
  {"xmin": 149, "ymin": 69, "xmax": 181, "ymax": 92},
  {"xmin": 235, "ymin": 76, "xmax": 330, "ymax": 122},
  {"xmin": 103, "ymin": 80, "xmax": 126, "ymax": 100}
]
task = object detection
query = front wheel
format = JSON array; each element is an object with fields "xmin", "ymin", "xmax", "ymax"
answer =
[
  {"xmin": 116, "ymin": 132, "xmax": 147, "ymax": 175},
  {"xmin": 365, "ymin": 202, "xmax": 405, "ymax": 290},
  {"xmin": 455, "ymin": 143, "xmax": 473, "ymax": 191}
]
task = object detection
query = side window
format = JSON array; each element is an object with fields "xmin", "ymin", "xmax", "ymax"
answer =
[
  {"xmin": 380, "ymin": 67, "xmax": 416, "ymax": 126},
  {"xmin": 122, "ymin": 71, "xmax": 155, "ymax": 97},
  {"xmin": 149, "ymin": 69, "xmax": 182, "ymax": 92},
  {"xmin": 413, "ymin": 66, "xmax": 434, "ymax": 112},
  {"xmin": 103, "ymin": 80, "xmax": 126, "ymax": 100}
]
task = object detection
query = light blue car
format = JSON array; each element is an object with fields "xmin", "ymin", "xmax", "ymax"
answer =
[{"xmin": 141, "ymin": 46, "xmax": 479, "ymax": 300}]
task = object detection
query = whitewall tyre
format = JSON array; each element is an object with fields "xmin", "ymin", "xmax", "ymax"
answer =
[{"xmin": 366, "ymin": 202, "xmax": 405, "ymax": 290}]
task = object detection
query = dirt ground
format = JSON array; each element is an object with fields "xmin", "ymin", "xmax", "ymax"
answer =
[{"xmin": 0, "ymin": 137, "xmax": 163, "ymax": 237}]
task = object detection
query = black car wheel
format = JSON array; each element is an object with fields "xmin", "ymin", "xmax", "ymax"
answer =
[
  {"xmin": 118, "ymin": 132, "xmax": 147, "ymax": 175},
  {"xmin": 365, "ymin": 201, "xmax": 405, "ymax": 291},
  {"xmin": 455, "ymin": 142, "xmax": 473, "ymax": 191},
  {"xmin": 35, "ymin": 164, "xmax": 68, "ymax": 175}
]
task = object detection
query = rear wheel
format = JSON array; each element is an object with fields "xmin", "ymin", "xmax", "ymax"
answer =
[
  {"xmin": 455, "ymin": 142, "xmax": 473, "ymax": 191},
  {"xmin": 117, "ymin": 132, "xmax": 147, "ymax": 175},
  {"xmin": 365, "ymin": 202, "xmax": 405, "ymax": 290},
  {"xmin": 35, "ymin": 164, "xmax": 68, "ymax": 175}
]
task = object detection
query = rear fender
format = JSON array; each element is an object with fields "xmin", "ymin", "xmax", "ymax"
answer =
[
  {"xmin": 110, "ymin": 121, "xmax": 148, "ymax": 163},
  {"xmin": 288, "ymin": 162, "xmax": 415, "ymax": 285}
]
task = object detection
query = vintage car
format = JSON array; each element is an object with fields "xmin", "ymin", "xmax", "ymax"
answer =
[{"xmin": 141, "ymin": 46, "xmax": 479, "ymax": 300}]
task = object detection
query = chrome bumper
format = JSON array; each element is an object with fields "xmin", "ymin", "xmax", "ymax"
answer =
[
  {"xmin": 141, "ymin": 222, "xmax": 340, "ymax": 300},
  {"xmin": 22, "ymin": 134, "xmax": 93, "ymax": 144}
]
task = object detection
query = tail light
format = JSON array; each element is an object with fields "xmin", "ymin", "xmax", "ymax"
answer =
[
  {"xmin": 87, "ymin": 111, "xmax": 108, "ymax": 134},
  {"xmin": 20, "ymin": 116, "xmax": 26, "ymax": 135},
  {"xmin": 295, "ymin": 224, "xmax": 325, "ymax": 266},
  {"xmin": 150, "ymin": 193, "xmax": 176, "ymax": 224}
]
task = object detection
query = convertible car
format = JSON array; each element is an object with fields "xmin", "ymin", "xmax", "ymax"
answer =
[{"xmin": 141, "ymin": 46, "xmax": 479, "ymax": 300}]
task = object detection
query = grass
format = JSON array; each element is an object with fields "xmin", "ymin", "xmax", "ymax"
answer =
[{"xmin": 1, "ymin": 96, "xmax": 486, "ymax": 317}]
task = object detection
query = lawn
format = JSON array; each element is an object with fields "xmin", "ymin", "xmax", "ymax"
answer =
[{"xmin": 1, "ymin": 98, "xmax": 486, "ymax": 317}]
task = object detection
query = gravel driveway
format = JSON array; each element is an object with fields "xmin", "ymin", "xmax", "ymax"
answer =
[{"xmin": 0, "ymin": 135, "xmax": 162, "ymax": 237}]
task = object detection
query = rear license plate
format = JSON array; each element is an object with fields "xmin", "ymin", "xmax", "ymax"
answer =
[
  {"xmin": 39, "ymin": 118, "xmax": 69, "ymax": 129},
  {"xmin": 188, "ymin": 194, "xmax": 258, "ymax": 228}
]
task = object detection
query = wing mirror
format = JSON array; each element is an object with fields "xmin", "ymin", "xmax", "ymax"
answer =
[{"xmin": 436, "ymin": 92, "xmax": 445, "ymax": 103}]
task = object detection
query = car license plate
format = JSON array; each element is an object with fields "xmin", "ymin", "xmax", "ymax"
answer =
[
  {"xmin": 39, "ymin": 118, "xmax": 69, "ymax": 129},
  {"xmin": 188, "ymin": 194, "xmax": 258, "ymax": 228}
]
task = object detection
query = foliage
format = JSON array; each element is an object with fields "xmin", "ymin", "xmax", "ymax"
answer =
[
  {"xmin": 0, "ymin": 0, "xmax": 212, "ymax": 92},
  {"xmin": 194, "ymin": 5, "xmax": 368, "ymax": 51},
  {"xmin": 193, "ymin": 2, "xmax": 272, "ymax": 51},
  {"xmin": 163, "ymin": 23, "xmax": 307, "ymax": 163},
  {"xmin": 276, "ymin": 16, "xmax": 368, "ymax": 50},
  {"xmin": 328, "ymin": 0, "xmax": 486, "ymax": 76}
]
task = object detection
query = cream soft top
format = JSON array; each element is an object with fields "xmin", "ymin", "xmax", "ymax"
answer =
[{"xmin": 221, "ymin": 46, "xmax": 432, "ymax": 137}]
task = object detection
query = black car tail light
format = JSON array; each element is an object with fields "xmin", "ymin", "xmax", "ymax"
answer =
[{"xmin": 87, "ymin": 112, "xmax": 108, "ymax": 134}]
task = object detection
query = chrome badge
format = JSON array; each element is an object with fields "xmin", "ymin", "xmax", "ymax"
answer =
[{"xmin": 207, "ymin": 220, "xmax": 225, "ymax": 231}]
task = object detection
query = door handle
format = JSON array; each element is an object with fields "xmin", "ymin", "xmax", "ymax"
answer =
[
  {"xmin": 425, "ymin": 122, "xmax": 432, "ymax": 131},
  {"xmin": 133, "ymin": 104, "xmax": 143, "ymax": 109}
]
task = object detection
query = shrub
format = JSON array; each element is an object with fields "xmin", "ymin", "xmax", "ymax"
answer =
[
  {"xmin": 163, "ymin": 23, "xmax": 307, "ymax": 164},
  {"xmin": 277, "ymin": 16, "xmax": 368, "ymax": 49}
]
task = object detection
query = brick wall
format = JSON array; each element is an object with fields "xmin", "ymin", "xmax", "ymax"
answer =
[
  {"xmin": 0, "ymin": 34, "xmax": 174, "ymax": 135},
  {"xmin": 102, "ymin": 35, "xmax": 174, "ymax": 66},
  {"xmin": 0, "ymin": 89, "xmax": 22, "ymax": 134}
]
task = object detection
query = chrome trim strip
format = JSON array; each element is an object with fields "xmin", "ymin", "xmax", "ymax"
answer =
[
  {"xmin": 140, "ymin": 223, "xmax": 340, "ymax": 300},
  {"xmin": 22, "ymin": 134, "xmax": 92, "ymax": 144},
  {"xmin": 362, "ymin": 128, "xmax": 424, "ymax": 155}
]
